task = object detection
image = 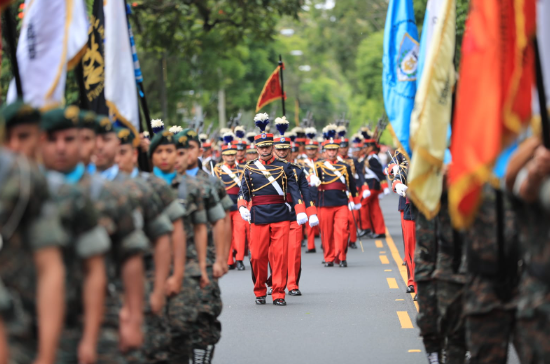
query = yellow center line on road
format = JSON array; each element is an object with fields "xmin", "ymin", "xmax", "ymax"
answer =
[
  {"xmin": 379, "ymin": 251, "xmax": 386, "ymax": 254},
  {"xmin": 387, "ymin": 278, "xmax": 398, "ymax": 289},
  {"xmin": 408, "ymin": 350, "xmax": 422, "ymax": 353},
  {"xmin": 395, "ymin": 299, "xmax": 404, "ymax": 301},
  {"xmin": 384, "ymin": 269, "xmax": 392, "ymax": 272},
  {"xmin": 385, "ymin": 228, "xmax": 419, "ymax": 312},
  {"xmin": 375, "ymin": 240, "xmax": 384, "ymax": 248},
  {"xmin": 379, "ymin": 255, "xmax": 390, "ymax": 264},
  {"xmin": 397, "ymin": 311, "xmax": 414, "ymax": 329}
]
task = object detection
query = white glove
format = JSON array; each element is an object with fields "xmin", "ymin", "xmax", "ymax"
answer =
[
  {"xmin": 309, "ymin": 174, "xmax": 321, "ymax": 187},
  {"xmin": 384, "ymin": 187, "xmax": 390, "ymax": 195},
  {"xmin": 392, "ymin": 165, "xmax": 400, "ymax": 175},
  {"xmin": 297, "ymin": 212, "xmax": 308, "ymax": 225},
  {"xmin": 348, "ymin": 202, "xmax": 354, "ymax": 211},
  {"xmin": 239, "ymin": 207, "xmax": 250, "ymax": 222},
  {"xmin": 396, "ymin": 183, "xmax": 408, "ymax": 197},
  {"xmin": 362, "ymin": 189, "xmax": 371, "ymax": 199},
  {"xmin": 309, "ymin": 214, "xmax": 319, "ymax": 227},
  {"xmin": 378, "ymin": 193, "xmax": 385, "ymax": 200},
  {"xmin": 354, "ymin": 203, "xmax": 362, "ymax": 210}
]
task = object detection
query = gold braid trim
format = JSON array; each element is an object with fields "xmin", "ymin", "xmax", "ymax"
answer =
[
  {"xmin": 244, "ymin": 164, "xmax": 287, "ymax": 194},
  {"xmin": 316, "ymin": 162, "xmax": 349, "ymax": 185},
  {"xmin": 213, "ymin": 165, "xmax": 244, "ymax": 189}
]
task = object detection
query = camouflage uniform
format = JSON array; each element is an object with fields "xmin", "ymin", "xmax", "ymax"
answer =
[
  {"xmin": 0, "ymin": 150, "xmax": 68, "ymax": 364},
  {"xmin": 514, "ymin": 177, "xmax": 550, "ymax": 363},
  {"xmin": 193, "ymin": 170, "xmax": 228, "ymax": 357},
  {"xmin": 414, "ymin": 211, "xmax": 441, "ymax": 355},
  {"xmin": 78, "ymin": 172, "xmax": 149, "ymax": 364},
  {"xmin": 432, "ymin": 194, "xmax": 466, "ymax": 364},
  {"xmin": 462, "ymin": 185, "xmax": 521, "ymax": 364},
  {"xmin": 168, "ymin": 174, "xmax": 207, "ymax": 364},
  {"xmin": 43, "ymin": 170, "xmax": 112, "ymax": 364}
]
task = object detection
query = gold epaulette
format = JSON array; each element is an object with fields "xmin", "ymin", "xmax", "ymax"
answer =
[{"xmin": 276, "ymin": 157, "xmax": 289, "ymax": 163}]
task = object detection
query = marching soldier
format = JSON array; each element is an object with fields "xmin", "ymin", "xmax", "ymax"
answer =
[
  {"xmin": 272, "ymin": 117, "xmax": 319, "ymax": 296},
  {"xmin": 79, "ymin": 114, "xmax": 149, "ymax": 361},
  {"xmin": 179, "ymin": 128, "xmax": 231, "ymax": 363},
  {"xmin": 302, "ymin": 129, "xmax": 322, "ymax": 253},
  {"xmin": 238, "ymin": 113, "xmax": 309, "ymax": 305},
  {"xmin": 39, "ymin": 108, "xmax": 112, "ymax": 364},
  {"xmin": 1, "ymin": 103, "xmax": 68, "ymax": 364},
  {"xmin": 246, "ymin": 133, "xmax": 259, "ymax": 161},
  {"xmin": 314, "ymin": 125, "xmax": 361, "ymax": 267},
  {"xmin": 213, "ymin": 133, "xmax": 247, "ymax": 271},
  {"xmin": 233, "ymin": 126, "xmax": 248, "ymax": 166},
  {"xmin": 360, "ymin": 131, "xmax": 388, "ymax": 239}
]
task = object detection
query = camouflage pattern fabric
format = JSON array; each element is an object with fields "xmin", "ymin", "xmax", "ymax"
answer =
[
  {"xmin": 436, "ymin": 280, "xmax": 466, "ymax": 364},
  {"xmin": 96, "ymin": 328, "xmax": 127, "ymax": 364},
  {"xmin": 141, "ymin": 173, "xmax": 185, "ymax": 223},
  {"xmin": 415, "ymin": 281, "xmax": 441, "ymax": 354},
  {"xmin": 414, "ymin": 212, "xmax": 438, "ymax": 282}
]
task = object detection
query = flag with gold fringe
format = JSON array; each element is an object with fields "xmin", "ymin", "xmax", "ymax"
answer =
[
  {"xmin": 406, "ymin": 0, "xmax": 456, "ymax": 220},
  {"xmin": 448, "ymin": 0, "xmax": 536, "ymax": 228}
]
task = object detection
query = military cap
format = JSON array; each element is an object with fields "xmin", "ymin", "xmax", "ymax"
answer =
[
  {"xmin": 253, "ymin": 113, "xmax": 273, "ymax": 147},
  {"xmin": 273, "ymin": 116, "xmax": 290, "ymax": 149},
  {"xmin": 41, "ymin": 106, "xmax": 80, "ymax": 132},
  {"xmin": 116, "ymin": 127, "xmax": 136, "ymax": 145},
  {"xmin": 322, "ymin": 124, "xmax": 339, "ymax": 149},
  {"xmin": 149, "ymin": 130, "xmax": 176, "ymax": 157},
  {"xmin": 305, "ymin": 139, "xmax": 320, "ymax": 150},
  {"xmin": 181, "ymin": 128, "xmax": 201, "ymax": 147},
  {"xmin": 79, "ymin": 110, "xmax": 97, "ymax": 130},
  {"xmin": 221, "ymin": 132, "xmax": 237, "ymax": 155},
  {"xmin": 95, "ymin": 115, "xmax": 115, "ymax": 135},
  {"xmin": 2, "ymin": 100, "xmax": 41, "ymax": 129},
  {"xmin": 291, "ymin": 142, "xmax": 299, "ymax": 153},
  {"xmin": 246, "ymin": 143, "xmax": 257, "ymax": 154},
  {"xmin": 174, "ymin": 131, "xmax": 190, "ymax": 150}
]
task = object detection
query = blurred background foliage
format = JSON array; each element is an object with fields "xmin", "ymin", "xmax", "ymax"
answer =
[{"xmin": 1, "ymin": 0, "xmax": 470, "ymax": 145}]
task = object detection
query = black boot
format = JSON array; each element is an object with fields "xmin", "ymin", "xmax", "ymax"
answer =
[
  {"xmin": 273, "ymin": 298, "xmax": 287, "ymax": 306},
  {"xmin": 324, "ymin": 262, "xmax": 334, "ymax": 267},
  {"xmin": 236, "ymin": 261, "xmax": 245, "ymax": 271},
  {"xmin": 339, "ymin": 260, "xmax": 348, "ymax": 267},
  {"xmin": 255, "ymin": 296, "xmax": 266, "ymax": 305},
  {"xmin": 306, "ymin": 248, "xmax": 317, "ymax": 253},
  {"xmin": 349, "ymin": 242, "xmax": 358, "ymax": 249},
  {"xmin": 228, "ymin": 264, "xmax": 236, "ymax": 270}
]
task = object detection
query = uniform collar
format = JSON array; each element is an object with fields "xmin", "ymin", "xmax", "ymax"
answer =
[
  {"xmin": 130, "ymin": 167, "xmax": 139, "ymax": 178},
  {"xmin": 187, "ymin": 166, "xmax": 199, "ymax": 176},
  {"xmin": 326, "ymin": 158, "xmax": 339, "ymax": 165},
  {"xmin": 224, "ymin": 162, "xmax": 236, "ymax": 168},
  {"xmin": 63, "ymin": 163, "xmax": 85, "ymax": 185},
  {"xmin": 260, "ymin": 156, "xmax": 275, "ymax": 165},
  {"xmin": 100, "ymin": 164, "xmax": 119, "ymax": 181},
  {"xmin": 369, "ymin": 151, "xmax": 377, "ymax": 156},
  {"xmin": 237, "ymin": 158, "xmax": 246, "ymax": 165},
  {"xmin": 153, "ymin": 166, "xmax": 177, "ymax": 185}
]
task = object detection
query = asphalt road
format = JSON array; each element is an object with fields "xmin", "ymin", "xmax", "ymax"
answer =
[{"xmin": 215, "ymin": 193, "xmax": 519, "ymax": 364}]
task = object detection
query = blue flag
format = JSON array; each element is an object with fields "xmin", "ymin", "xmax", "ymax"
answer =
[{"xmin": 383, "ymin": 0, "xmax": 419, "ymax": 157}]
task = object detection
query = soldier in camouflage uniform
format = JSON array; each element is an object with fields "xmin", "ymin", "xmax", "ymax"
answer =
[
  {"xmin": 1, "ymin": 102, "xmax": 68, "ymax": 364},
  {"xmin": 432, "ymin": 194, "xmax": 466, "ymax": 364},
  {"xmin": 414, "ymin": 211, "xmax": 441, "ymax": 363},
  {"xmin": 182, "ymin": 128, "xmax": 231, "ymax": 363},
  {"xmin": 507, "ymin": 141, "xmax": 550, "ymax": 363},
  {"xmin": 462, "ymin": 184, "xmax": 521, "ymax": 364},
  {"xmin": 38, "ymin": 108, "xmax": 113, "ymax": 364},
  {"xmin": 78, "ymin": 114, "xmax": 149, "ymax": 363},
  {"xmin": 149, "ymin": 130, "xmax": 207, "ymax": 364}
]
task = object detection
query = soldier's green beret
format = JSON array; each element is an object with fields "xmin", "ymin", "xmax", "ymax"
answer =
[
  {"xmin": 174, "ymin": 131, "xmax": 189, "ymax": 149},
  {"xmin": 181, "ymin": 128, "xmax": 200, "ymax": 147},
  {"xmin": 78, "ymin": 111, "xmax": 97, "ymax": 130},
  {"xmin": 95, "ymin": 115, "xmax": 115, "ymax": 135},
  {"xmin": 116, "ymin": 127, "xmax": 136, "ymax": 146},
  {"xmin": 41, "ymin": 106, "xmax": 80, "ymax": 132},
  {"xmin": 1, "ymin": 100, "xmax": 41, "ymax": 129},
  {"xmin": 148, "ymin": 130, "xmax": 176, "ymax": 157}
]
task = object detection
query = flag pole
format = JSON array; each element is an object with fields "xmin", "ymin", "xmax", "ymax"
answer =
[
  {"xmin": 534, "ymin": 36, "xmax": 550, "ymax": 149},
  {"xmin": 3, "ymin": 7, "xmax": 23, "ymax": 98},
  {"xmin": 278, "ymin": 55, "xmax": 286, "ymax": 117}
]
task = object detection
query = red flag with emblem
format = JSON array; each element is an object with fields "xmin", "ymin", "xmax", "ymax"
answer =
[{"xmin": 256, "ymin": 64, "xmax": 286, "ymax": 112}]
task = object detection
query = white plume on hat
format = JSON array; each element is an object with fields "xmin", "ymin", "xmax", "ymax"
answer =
[
  {"xmin": 169, "ymin": 125, "xmax": 183, "ymax": 134},
  {"xmin": 151, "ymin": 119, "xmax": 164, "ymax": 128},
  {"xmin": 254, "ymin": 113, "xmax": 270, "ymax": 122}
]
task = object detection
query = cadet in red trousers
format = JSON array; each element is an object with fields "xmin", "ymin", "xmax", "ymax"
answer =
[
  {"xmin": 213, "ymin": 132, "xmax": 247, "ymax": 271},
  {"xmin": 272, "ymin": 117, "xmax": 319, "ymax": 296},
  {"xmin": 238, "ymin": 113, "xmax": 313, "ymax": 306},
  {"xmin": 315, "ymin": 125, "xmax": 361, "ymax": 267},
  {"xmin": 302, "ymin": 129, "xmax": 322, "ymax": 253},
  {"xmin": 361, "ymin": 131, "xmax": 388, "ymax": 239},
  {"xmin": 232, "ymin": 126, "xmax": 248, "ymax": 166}
]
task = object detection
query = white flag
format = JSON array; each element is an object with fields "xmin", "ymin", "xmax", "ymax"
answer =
[
  {"xmin": 7, "ymin": 0, "xmax": 88, "ymax": 109},
  {"xmin": 104, "ymin": 0, "xmax": 139, "ymax": 144}
]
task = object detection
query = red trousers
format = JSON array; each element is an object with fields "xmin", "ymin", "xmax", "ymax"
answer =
[
  {"xmin": 348, "ymin": 209, "xmax": 358, "ymax": 243},
  {"xmin": 250, "ymin": 221, "xmax": 289, "ymax": 300},
  {"xmin": 319, "ymin": 206, "xmax": 349, "ymax": 263},
  {"xmin": 400, "ymin": 211, "xmax": 417, "ymax": 290},
  {"xmin": 228, "ymin": 210, "xmax": 247, "ymax": 265},
  {"xmin": 359, "ymin": 195, "xmax": 372, "ymax": 231},
  {"xmin": 306, "ymin": 224, "xmax": 319, "ymax": 250},
  {"xmin": 362, "ymin": 191, "xmax": 386, "ymax": 235},
  {"xmin": 287, "ymin": 221, "xmax": 302, "ymax": 290}
]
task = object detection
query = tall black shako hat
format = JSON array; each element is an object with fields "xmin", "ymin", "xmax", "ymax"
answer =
[
  {"xmin": 273, "ymin": 116, "xmax": 290, "ymax": 149},
  {"xmin": 254, "ymin": 113, "xmax": 273, "ymax": 147}
]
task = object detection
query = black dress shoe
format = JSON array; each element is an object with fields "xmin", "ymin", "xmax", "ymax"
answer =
[
  {"xmin": 321, "ymin": 260, "xmax": 326, "ymax": 264},
  {"xmin": 349, "ymin": 242, "xmax": 357, "ymax": 249},
  {"xmin": 406, "ymin": 285, "xmax": 415, "ymax": 293},
  {"xmin": 301, "ymin": 241, "xmax": 306, "ymax": 247},
  {"xmin": 288, "ymin": 289, "xmax": 302, "ymax": 296},
  {"xmin": 369, "ymin": 233, "xmax": 386, "ymax": 239},
  {"xmin": 413, "ymin": 294, "xmax": 418, "ymax": 302},
  {"xmin": 267, "ymin": 287, "xmax": 273, "ymax": 295},
  {"xmin": 402, "ymin": 261, "xmax": 407, "ymax": 266},
  {"xmin": 255, "ymin": 296, "xmax": 266, "ymax": 305},
  {"xmin": 358, "ymin": 229, "xmax": 372, "ymax": 237},
  {"xmin": 339, "ymin": 260, "xmax": 348, "ymax": 267},
  {"xmin": 273, "ymin": 298, "xmax": 287, "ymax": 306},
  {"xmin": 324, "ymin": 262, "xmax": 334, "ymax": 267},
  {"xmin": 306, "ymin": 248, "xmax": 317, "ymax": 253},
  {"xmin": 228, "ymin": 264, "xmax": 236, "ymax": 270},
  {"xmin": 236, "ymin": 261, "xmax": 245, "ymax": 271}
]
